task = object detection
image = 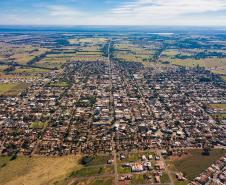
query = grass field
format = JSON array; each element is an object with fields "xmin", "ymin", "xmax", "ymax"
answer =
[
  {"xmin": 211, "ymin": 114, "xmax": 226, "ymax": 119},
  {"xmin": 168, "ymin": 58, "xmax": 226, "ymax": 75},
  {"xmin": 65, "ymin": 177, "xmax": 114, "ymax": 185},
  {"xmin": 83, "ymin": 155, "xmax": 112, "ymax": 166},
  {"xmin": 117, "ymin": 166, "xmax": 131, "ymax": 174},
  {"xmin": 30, "ymin": 121, "xmax": 48, "ymax": 129},
  {"xmin": 160, "ymin": 172, "xmax": 170, "ymax": 183},
  {"xmin": 49, "ymin": 82, "xmax": 69, "ymax": 87},
  {"xmin": 0, "ymin": 156, "xmax": 11, "ymax": 168},
  {"xmin": 55, "ymin": 155, "xmax": 114, "ymax": 185},
  {"xmin": 131, "ymin": 174, "xmax": 145, "ymax": 185},
  {"xmin": 0, "ymin": 155, "xmax": 81, "ymax": 185},
  {"xmin": 0, "ymin": 83, "xmax": 29, "ymax": 96},
  {"xmin": 0, "ymin": 43, "xmax": 63, "ymax": 68},
  {"xmin": 209, "ymin": 104, "xmax": 226, "ymax": 111},
  {"xmin": 14, "ymin": 67, "xmax": 49, "ymax": 74},
  {"xmin": 172, "ymin": 149, "xmax": 225, "ymax": 181},
  {"xmin": 70, "ymin": 165, "xmax": 114, "ymax": 177},
  {"xmin": 209, "ymin": 104, "xmax": 226, "ymax": 119},
  {"xmin": 221, "ymin": 76, "xmax": 226, "ymax": 82}
]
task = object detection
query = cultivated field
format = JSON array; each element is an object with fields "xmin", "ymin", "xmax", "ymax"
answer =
[{"xmin": 0, "ymin": 42, "xmax": 49, "ymax": 65}]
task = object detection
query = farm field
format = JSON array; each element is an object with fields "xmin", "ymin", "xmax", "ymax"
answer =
[
  {"xmin": 13, "ymin": 67, "xmax": 49, "ymax": 74},
  {"xmin": 165, "ymin": 58, "xmax": 226, "ymax": 75},
  {"xmin": 0, "ymin": 42, "xmax": 49, "ymax": 65},
  {"xmin": 69, "ymin": 38, "xmax": 108, "ymax": 45},
  {"xmin": 0, "ymin": 155, "xmax": 81, "ymax": 185},
  {"xmin": 170, "ymin": 58, "xmax": 226, "ymax": 67},
  {"xmin": 37, "ymin": 57, "xmax": 68, "ymax": 69},
  {"xmin": 0, "ymin": 65, "xmax": 8, "ymax": 73},
  {"xmin": 0, "ymin": 83, "xmax": 29, "ymax": 96},
  {"xmin": 172, "ymin": 149, "xmax": 225, "ymax": 181}
]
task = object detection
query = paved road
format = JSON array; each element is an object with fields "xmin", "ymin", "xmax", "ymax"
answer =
[{"xmin": 107, "ymin": 41, "xmax": 119, "ymax": 185}]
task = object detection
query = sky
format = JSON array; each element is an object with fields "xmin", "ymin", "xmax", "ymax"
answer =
[{"xmin": 1, "ymin": 0, "xmax": 226, "ymax": 26}]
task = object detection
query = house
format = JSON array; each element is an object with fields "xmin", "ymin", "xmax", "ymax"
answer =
[{"xmin": 131, "ymin": 163, "xmax": 144, "ymax": 172}]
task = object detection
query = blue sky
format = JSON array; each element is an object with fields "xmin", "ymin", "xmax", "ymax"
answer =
[{"xmin": 1, "ymin": 0, "xmax": 226, "ymax": 26}]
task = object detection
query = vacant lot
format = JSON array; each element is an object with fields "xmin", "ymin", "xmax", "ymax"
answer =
[
  {"xmin": 30, "ymin": 121, "xmax": 48, "ymax": 129},
  {"xmin": 49, "ymin": 81, "xmax": 69, "ymax": 88},
  {"xmin": 82, "ymin": 155, "xmax": 113, "ymax": 166},
  {"xmin": 209, "ymin": 104, "xmax": 226, "ymax": 111},
  {"xmin": 118, "ymin": 151, "xmax": 155, "ymax": 164},
  {"xmin": 0, "ymin": 155, "xmax": 81, "ymax": 185},
  {"xmin": 70, "ymin": 165, "xmax": 114, "ymax": 178},
  {"xmin": 172, "ymin": 149, "xmax": 225, "ymax": 181},
  {"xmin": 0, "ymin": 83, "xmax": 29, "ymax": 96}
]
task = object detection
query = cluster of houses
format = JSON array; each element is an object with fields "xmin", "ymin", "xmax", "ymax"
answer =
[
  {"xmin": 108, "ymin": 61, "xmax": 226, "ymax": 155},
  {"xmin": 189, "ymin": 154, "xmax": 226, "ymax": 185},
  {"xmin": 1, "ymin": 59, "xmax": 225, "ymax": 156},
  {"xmin": 119, "ymin": 153, "xmax": 167, "ymax": 183},
  {"xmin": 0, "ymin": 48, "xmax": 225, "ymax": 184}
]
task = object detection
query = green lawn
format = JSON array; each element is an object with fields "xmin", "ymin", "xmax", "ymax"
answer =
[
  {"xmin": 161, "ymin": 172, "xmax": 170, "ymax": 183},
  {"xmin": 30, "ymin": 121, "xmax": 48, "ymax": 129},
  {"xmin": 131, "ymin": 174, "xmax": 145, "ymax": 185},
  {"xmin": 173, "ymin": 149, "xmax": 225, "ymax": 181},
  {"xmin": 117, "ymin": 166, "xmax": 131, "ymax": 174}
]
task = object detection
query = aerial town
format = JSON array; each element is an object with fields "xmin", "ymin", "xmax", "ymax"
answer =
[{"xmin": 0, "ymin": 31, "xmax": 225, "ymax": 185}]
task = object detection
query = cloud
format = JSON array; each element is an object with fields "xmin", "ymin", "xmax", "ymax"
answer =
[
  {"xmin": 48, "ymin": 5, "xmax": 83, "ymax": 17},
  {"xmin": 1, "ymin": 0, "xmax": 226, "ymax": 25},
  {"xmin": 111, "ymin": 0, "xmax": 226, "ymax": 16}
]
